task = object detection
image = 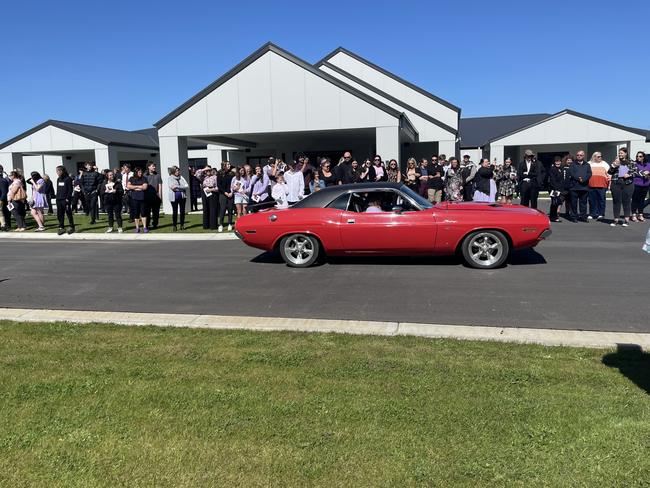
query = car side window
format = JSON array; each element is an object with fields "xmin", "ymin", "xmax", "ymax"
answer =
[
  {"xmin": 346, "ymin": 190, "xmax": 419, "ymax": 213},
  {"xmin": 326, "ymin": 193, "xmax": 351, "ymax": 211}
]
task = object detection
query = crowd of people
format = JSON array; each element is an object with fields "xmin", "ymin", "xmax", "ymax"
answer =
[
  {"xmin": 188, "ymin": 148, "xmax": 650, "ymax": 228},
  {"xmin": 0, "ymin": 161, "xmax": 168, "ymax": 234},
  {"xmin": 1, "ymin": 148, "xmax": 648, "ymax": 233}
]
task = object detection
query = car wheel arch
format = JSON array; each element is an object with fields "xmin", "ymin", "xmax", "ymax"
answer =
[
  {"xmin": 273, "ymin": 231, "xmax": 327, "ymax": 255},
  {"xmin": 454, "ymin": 227, "xmax": 513, "ymax": 255}
]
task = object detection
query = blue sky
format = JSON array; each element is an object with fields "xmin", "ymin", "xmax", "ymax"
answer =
[{"xmin": 1, "ymin": 0, "xmax": 648, "ymax": 142}]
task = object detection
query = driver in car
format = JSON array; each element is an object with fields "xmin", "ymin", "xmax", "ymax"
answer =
[{"xmin": 365, "ymin": 198, "xmax": 383, "ymax": 213}]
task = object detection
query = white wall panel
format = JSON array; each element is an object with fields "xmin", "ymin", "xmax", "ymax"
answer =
[
  {"xmin": 238, "ymin": 53, "xmax": 273, "ymax": 133},
  {"xmin": 494, "ymin": 113, "xmax": 646, "ymax": 146},
  {"xmin": 23, "ymin": 155, "xmax": 44, "ymax": 177},
  {"xmin": 270, "ymin": 53, "xmax": 306, "ymax": 131},
  {"xmin": 206, "ymin": 78, "xmax": 240, "ymax": 134},
  {"xmin": 163, "ymin": 51, "xmax": 399, "ymax": 139},
  {"xmin": 327, "ymin": 52, "xmax": 459, "ymax": 130},
  {"xmin": 2, "ymin": 125, "xmax": 102, "ymax": 153},
  {"xmin": 320, "ymin": 65, "xmax": 454, "ymax": 141}
]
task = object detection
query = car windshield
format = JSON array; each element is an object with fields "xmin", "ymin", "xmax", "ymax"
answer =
[{"xmin": 399, "ymin": 185, "xmax": 433, "ymax": 209}]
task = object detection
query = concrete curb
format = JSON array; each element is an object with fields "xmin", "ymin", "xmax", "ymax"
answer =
[
  {"xmin": 0, "ymin": 233, "xmax": 239, "ymax": 241},
  {"xmin": 1, "ymin": 308, "xmax": 648, "ymax": 350}
]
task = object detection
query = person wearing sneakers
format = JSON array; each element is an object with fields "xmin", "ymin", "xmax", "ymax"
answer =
[
  {"xmin": 54, "ymin": 166, "xmax": 75, "ymax": 235},
  {"xmin": 127, "ymin": 167, "xmax": 149, "ymax": 233},
  {"xmin": 587, "ymin": 151, "xmax": 610, "ymax": 221},
  {"xmin": 7, "ymin": 171, "xmax": 27, "ymax": 231},
  {"xmin": 631, "ymin": 151, "xmax": 649, "ymax": 222},
  {"xmin": 27, "ymin": 171, "xmax": 48, "ymax": 231},
  {"xmin": 608, "ymin": 148, "xmax": 638, "ymax": 227},
  {"xmin": 100, "ymin": 170, "xmax": 124, "ymax": 233}
]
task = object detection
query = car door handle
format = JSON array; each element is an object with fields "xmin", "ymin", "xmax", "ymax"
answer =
[{"xmin": 347, "ymin": 219, "xmax": 355, "ymax": 224}]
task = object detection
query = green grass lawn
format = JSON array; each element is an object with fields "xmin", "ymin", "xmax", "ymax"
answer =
[
  {"xmin": 1, "ymin": 322, "xmax": 648, "ymax": 487},
  {"xmin": 16, "ymin": 211, "xmax": 235, "ymax": 234}
]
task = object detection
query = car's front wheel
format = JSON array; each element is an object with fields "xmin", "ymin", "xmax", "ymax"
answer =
[
  {"xmin": 461, "ymin": 230, "xmax": 509, "ymax": 269},
  {"xmin": 279, "ymin": 234, "xmax": 320, "ymax": 268}
]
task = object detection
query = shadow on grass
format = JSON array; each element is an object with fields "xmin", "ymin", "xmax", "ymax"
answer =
[{"xmin": 602, "ymin": 344, "xmax": 650, "ymax": 395}]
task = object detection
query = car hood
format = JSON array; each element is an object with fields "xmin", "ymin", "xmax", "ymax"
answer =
[{"xmin": 436, "ymin": 202, "xmax": 542, "ymax": 214}]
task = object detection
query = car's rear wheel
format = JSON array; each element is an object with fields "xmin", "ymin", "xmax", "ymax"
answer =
[
  {"xmin": 461, "ymin": 230, "xmax": 509, "ymax": 269},
  {"xmin": 279, "ymin": 234, "xmax": 320, "ymax": 268}
]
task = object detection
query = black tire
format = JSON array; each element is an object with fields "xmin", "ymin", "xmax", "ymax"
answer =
[
  {"xmin": 279, "ymin": 234, "xmax": 320, "ymax": 268},
  {"xmin": 461, "ymin": 230, "xmax": 509, "ymax": 269}
]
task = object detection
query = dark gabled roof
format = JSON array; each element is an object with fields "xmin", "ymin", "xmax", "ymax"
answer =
[
  {"xmin": 318, "ymin": 61, "xmax": 457, "ymax": 135},
  {"xmin": 459, "ymin": 113, "xmax": 550, "ymax": 148},
  {"xmin": 0, "ymin": 120, "xmax": 159, "ymax": 151},
  {"xmin": 315, "ymin": 47, "xmax": 461, "ymax": 114},
  {"xmin": 485, "ymin": 109, "xmax": 649, "ymax": 145},
  {"xmin": 154, "ymin": 42, "xmax": 413, "ymax": 130}
]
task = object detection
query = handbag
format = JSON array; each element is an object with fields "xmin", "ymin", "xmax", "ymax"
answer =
[
  {"xmin": 14, "ymin": 186, "xmax": 26, "ymax": 201},
  {"xmin": 174, "ymin": 190, "xmax": 185, "ymax": 201}
]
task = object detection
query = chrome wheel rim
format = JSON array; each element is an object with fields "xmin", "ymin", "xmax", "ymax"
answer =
[
  {"xmin": 468, "ymin": 233, "xmax": 503, "ymax": 267},
  {"xmin": 283, "ymin": 235, "xmax": 315, "ymax": 265}
]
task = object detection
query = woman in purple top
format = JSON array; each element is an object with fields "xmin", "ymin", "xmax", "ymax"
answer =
[
  {"xmin": 27, "ymin": 171, "xmax": 47, "ymax": 231},
  {"xmin": 631, "ymin": 151, "xmax": 649, "ymax": 222},
  {"xmin": 249, "ymin": 166, "xmax": 271, "ymax": 206}
]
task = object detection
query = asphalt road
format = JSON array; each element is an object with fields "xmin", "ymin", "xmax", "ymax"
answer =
[{"xmin": 1, "ymin": 216, "xmax": 648, "ymax": 333}]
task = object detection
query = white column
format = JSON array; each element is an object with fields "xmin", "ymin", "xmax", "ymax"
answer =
[
  {"xmin": 629, "ymin": 139, "xmax": 645, "ymax": 158},
  {"xmin": 490, "ymin": 144, "xmax": 505, "ymax": 166},
  {"xmin": 376, "ymin": 126, "xmax": 400, "ymax": 163},
  {"xmin": 207, "ymin": 144, "xmax": 222, "ymax": 167},
  {"xmin": 94, "ymin": 146, "xmax": 119, "ymax": 171},
  {"xmin": 159, "ymin": 136, "xmax": 188, "ymax": 214},
  {"xmin": 438, "ymin": 140, "xmax": 456, "ymax": 159}
]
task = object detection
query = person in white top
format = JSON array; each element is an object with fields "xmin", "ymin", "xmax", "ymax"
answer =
[
  {"xmin": 272, "ymin": 174, "xmax": 290, "ymax": 209},
  {"xmin": 283, "ymin": 161, "xmax": 305, "ymax": 204},
  {"xmin": 365, "ymin": 198, "xmax": 383, "ymax": 213},
  {"xmin": 120, "ymin": 163, "xmax": 133, "ymax": 215}
]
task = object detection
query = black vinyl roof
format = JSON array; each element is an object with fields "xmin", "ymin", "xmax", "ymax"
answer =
[
  {"xmin": 0, "ymin": 120, "xmax": 159, "ymax": 151},
  {"xmin": 292, "ymin": 182, "xmax": 405, "ymax": 208}
]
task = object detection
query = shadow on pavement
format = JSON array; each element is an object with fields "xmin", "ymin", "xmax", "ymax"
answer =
[
  {"xmin": 507, "ymin": 248, "xmax": 547, "ymax": 265},
  {"xmin": 251, "ymin": 249, "xmax": 547, "ymax": 267},
  {"xmin": 602, "ymin": 344, "xmax": 650, "ymax": 395}
]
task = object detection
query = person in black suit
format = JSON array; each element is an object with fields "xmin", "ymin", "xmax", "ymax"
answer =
[{"xmin": 517, "ymin": 149, "xmax": 544, "ymax": 208}]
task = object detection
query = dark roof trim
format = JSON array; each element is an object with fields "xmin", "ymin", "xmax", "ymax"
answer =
[
  {"xmin": 0, "ymin": 120, "xmax": 159, "ymax": 151},
  {"xmin": 154, "ymin": 42, "xmax": 404, "ymax": 129},
  {"xmin": 320, "ymin": 62, "xmax": 457, "ymax": 135},
  {"xmin": 487, "ymin": 109, "xmax": 648, "ymax": 144},
  {"xmin": 315, "ymin": 47, "xmax": 461, "ymax": 114}
]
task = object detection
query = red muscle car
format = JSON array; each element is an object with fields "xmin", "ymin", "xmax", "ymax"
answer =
[{"xmin": 234, "ymin": 183, "xmax": 551, "ymax": 269}]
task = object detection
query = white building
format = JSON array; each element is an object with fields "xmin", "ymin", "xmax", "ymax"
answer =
[{"xmin": 2, "ymin": 42, "xmax": 648, "ymax": 214}]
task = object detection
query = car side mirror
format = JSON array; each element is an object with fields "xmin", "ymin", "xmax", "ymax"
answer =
[{"xmin": 392, "ymin": 206, "xmax": 403, "ymax": 214}]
